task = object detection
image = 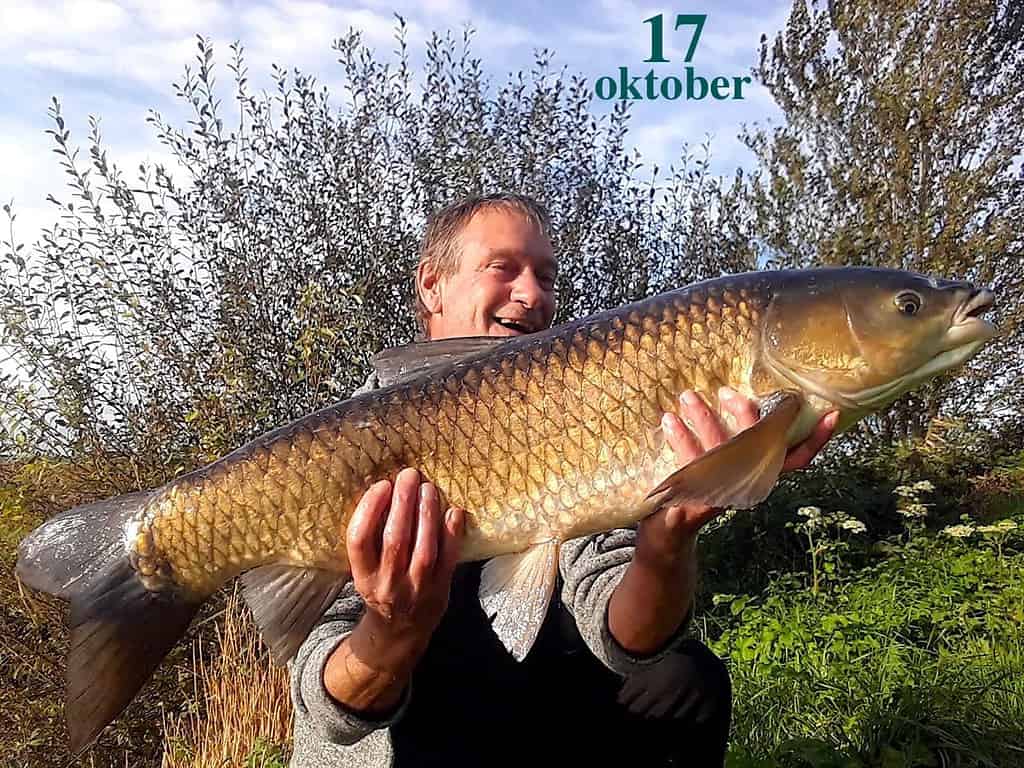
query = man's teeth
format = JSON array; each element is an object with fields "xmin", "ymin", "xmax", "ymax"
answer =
[{"xmin": 496, "ymin": 318, "xmax": 530, "ymax": 332}]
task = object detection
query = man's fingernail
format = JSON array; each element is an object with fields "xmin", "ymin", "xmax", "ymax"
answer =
[
  {"xmin": 682, "ymin": 390, "xmax": 697, "ymax": 406},
  {"xmin": 719, "ymin": 386, "xmax": 734, "ymax": 401},
  {"xmin": 827, "ymin": 411, "xmax": 840, "ymax": 428}
]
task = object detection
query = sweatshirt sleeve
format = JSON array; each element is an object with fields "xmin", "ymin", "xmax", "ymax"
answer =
[
  {"xmin": 559, "ymin": 526, "xmax": 694, "ymax": 676},
  {"xmin": 288, "ymin": 581, "xmax": 412, "ymax": 747}
]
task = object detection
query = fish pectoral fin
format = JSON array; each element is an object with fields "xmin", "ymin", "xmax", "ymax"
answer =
[
  {"xmin": 240, "ymin": 565, "xmax": 348, "ymax": 665},
  {"xmin": 371, "ymin": 336, "xmax": 510, "ymax": 387},
  {"xmin": 644, "ymin": 390, "xmax": 803, "ymax": 512},
  {"xmin": 479, "ymin": 540, "xmax": 560, "ymax": 662}
]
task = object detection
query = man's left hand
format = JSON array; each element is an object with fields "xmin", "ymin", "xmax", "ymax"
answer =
[{"xmin": 637, "ymin": 387, "xmax": 838, "ymax": 557}]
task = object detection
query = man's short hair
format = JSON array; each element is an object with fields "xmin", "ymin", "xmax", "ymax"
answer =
[{"xmin": 414, "ymin": 193, "xmax": 553, "ymax": 329}]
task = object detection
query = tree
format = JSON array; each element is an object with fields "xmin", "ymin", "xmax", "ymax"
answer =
[
  {"xmin": 734, "ymin": 0, "xmax": 1024, "ymax": 445},
  {"xmin": 0, "ymin": 21, "xmax": 753, "ymax": 483}
]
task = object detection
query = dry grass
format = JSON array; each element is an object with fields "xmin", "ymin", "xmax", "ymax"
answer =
[{"xmin": 162, "ymin": 588, "xmax": 294, "ymax": 768}]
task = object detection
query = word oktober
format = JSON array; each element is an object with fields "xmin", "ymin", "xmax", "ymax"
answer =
[{"xmin": 595, "ymin": 67, "xmax": 751, "ymax": 101}]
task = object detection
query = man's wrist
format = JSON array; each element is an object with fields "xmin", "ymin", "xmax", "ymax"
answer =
[
  {"xmin": 348, "ymin": 611, "xmax": 432, "ymax": 678},
  {"xmin": 322, "ymin": 613, "xmax": 430, "ymax": 717},
  {"xmin": 633, "ymin": 524, "xmax": 698, "ymax": 573}
]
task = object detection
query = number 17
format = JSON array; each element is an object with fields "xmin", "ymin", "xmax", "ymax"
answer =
[{"xmin": 644, "ymin": 14, "xmax": 706, "ymax": 64}]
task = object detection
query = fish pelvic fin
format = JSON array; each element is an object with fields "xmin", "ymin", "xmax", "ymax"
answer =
[
  {"xmin": 68, "ymin": 558, "xmax": 201, "ymax": 754},
  {"xmin": 644, "ymin": 390, "xmax": 803, "ymax": 512},
  {"xmin": 240, "ymin": 565, "xmax": 349, "ymax": 664},
  {"xmin": 479, "ymin": 540, "xmax": 560, "ymax": 661}
]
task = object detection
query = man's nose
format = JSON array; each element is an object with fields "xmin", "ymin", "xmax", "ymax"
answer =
[{"xmin": 511, "ymin": 270, "xmax": 548, "ymax": 308}]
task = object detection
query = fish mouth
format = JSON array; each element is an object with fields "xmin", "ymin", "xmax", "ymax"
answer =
[{"xmin": 948, "ymin": 288, "xmax": 996, "ymax": 347}]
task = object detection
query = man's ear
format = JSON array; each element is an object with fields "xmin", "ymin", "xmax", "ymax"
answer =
[{"xmin": 417, "ymin": 262, "xmax": 444, "ymax": 315}]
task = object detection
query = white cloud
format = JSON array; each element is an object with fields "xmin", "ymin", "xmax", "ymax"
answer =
[
  {"xmin": 0, "ymin": 0, "xmax": 127, "ymax": 44},
  {"xmin": 24, "ymin": 38, "xmax": 198, "ymax": 92},
  {"xmin": 124, "ymin": 0, "xmax": 230, "ymax": 34}
]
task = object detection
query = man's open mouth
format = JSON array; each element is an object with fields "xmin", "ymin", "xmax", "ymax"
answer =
[{"xmin": 494, "ymin": 318, "xmax": 534, "ymax": 334}]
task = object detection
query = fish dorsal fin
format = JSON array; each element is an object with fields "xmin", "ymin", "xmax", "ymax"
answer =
[
  {"xmin": 479, "ymin": 540, "xmax": 560, "ymax": 661},
  {"xmin": 240, "ymin": 565, "xmax": 348, "ymax": 664},
  {"xmin": 643, "ymin": 390, "xmax": 804, "ymax": 513},
  {"xmin": 372, "ymin": 336, "xmax": 510, "ymax": 387}
]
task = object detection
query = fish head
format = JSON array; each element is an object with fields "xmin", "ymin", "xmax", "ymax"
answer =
[{"xmin": 761, "ymin": 268, "xmax": 996, "ymax": 419}]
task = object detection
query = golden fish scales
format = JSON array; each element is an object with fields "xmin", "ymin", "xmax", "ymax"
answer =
[{"xmin": 136, "ymin": 280, "xmax": 765, "ymax": 598}]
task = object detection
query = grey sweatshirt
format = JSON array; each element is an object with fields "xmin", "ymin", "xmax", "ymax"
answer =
[{"xmin": 286, "ymin": 372, "xmax": 693, "ymax": 768}]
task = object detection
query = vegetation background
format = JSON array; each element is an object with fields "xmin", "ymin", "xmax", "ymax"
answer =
[{"xmin": 1, "ymin": 0, "xmax": 1022, "ymax": 766}]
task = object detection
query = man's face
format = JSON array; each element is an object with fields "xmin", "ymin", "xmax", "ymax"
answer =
[{"xmin": 423, "ymin": 207, "xmax": 557, "ymax": 340}]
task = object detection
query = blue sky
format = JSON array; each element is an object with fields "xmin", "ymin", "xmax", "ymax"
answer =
[{"xmin": 0, "ymin": 0, "xmax": 791, "ymax": 248}]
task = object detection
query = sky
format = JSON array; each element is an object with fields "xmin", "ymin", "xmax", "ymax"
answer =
[{"xmin": 0, "ymin": 0, "xmax": 792, "ymax": 249}]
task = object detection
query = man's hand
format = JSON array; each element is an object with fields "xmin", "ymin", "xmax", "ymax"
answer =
[
  {"xmin": 643, "ymin": 387, "xmax": 839, "ymax": 550},
  {"xmin": 608, "ymin": 388, "xmax": 837, "ymax": 656},
  {"xmin": 323, "ymin": 468, "xmax": 464, "ymax": 715}
]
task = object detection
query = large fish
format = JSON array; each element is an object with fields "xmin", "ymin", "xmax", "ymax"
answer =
[{"xmin": 16, "ymin": 267, "xmax": 996, "ymax": 752}]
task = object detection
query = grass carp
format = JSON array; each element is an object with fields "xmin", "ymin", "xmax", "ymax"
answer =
[{"xmin": 15, "ymin": 267, "xmax": 996, "ymax": 752}]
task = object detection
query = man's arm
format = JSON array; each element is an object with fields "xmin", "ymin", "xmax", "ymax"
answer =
[
  {"xmin": 325, "ymin": 472, "xmax": 464, "ymax": 712},
  {"xmin": 290, "ymin": 470, "xmax": 464, "ymax": 750}
]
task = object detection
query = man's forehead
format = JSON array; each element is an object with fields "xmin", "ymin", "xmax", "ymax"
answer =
[{"xmin": 456, "ymin": 209, "xmax": 557, "ymax": 269}]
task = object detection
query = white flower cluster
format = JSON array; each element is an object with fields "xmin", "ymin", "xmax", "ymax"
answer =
[
  {"xmin": 838, "ymin": 518, "xmax": 867, "ymax": 534},
  {"xmin": 893, "ymin": 479, "xmax": 935, "ymax": 522},
  {"xmin": 797, "ymin": 505, "xmax": 823, "ymax": 527},
  {"xmin": 897, "ymin": 502, "xmax": 929, "ymax": 520},
  {"xmin": 977, "ymin": 519, "xmax": 1018, "ymax": 536},
  {"xmin": 793, "ymin": 505, "xmax": 866, "ymax": 535},
  {"xmin": 941, "ymin": 518, "xmax": 1018, "ymax": 541},
  {"xmin": 894, "ymin": 480, "xmax": 935, "ymax": 497},
  {"xmin": 941, "ymin": 524, "xmax": 975, "ymax": 539}
]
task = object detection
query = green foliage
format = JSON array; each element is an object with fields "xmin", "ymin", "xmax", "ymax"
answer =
[
  {"xmin": 0, "ymin": 24, "xmax": 753, "ymax": 479},
  {"xmin": 243, "ymin": 738, "xmax": 290, "ymax": 768},
  {"xmin": 785, "ymin": 505, "xmax": 867, "ymax": 595},
  {"xmin": 705, "ymin": 473, "xmax": 1024, "ymax": 768}
]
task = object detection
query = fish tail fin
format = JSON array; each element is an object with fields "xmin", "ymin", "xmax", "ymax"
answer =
[
  {"xmin": 16, "ymin": 490, "xmax": 202, "ymax": 753},
  {"xmin": 16, "ymin": 489, "xmax": 154, "ymax": 599},
  {"xmin": 66, "ymin": 559, "xmax": 201, "ymax": 753}
]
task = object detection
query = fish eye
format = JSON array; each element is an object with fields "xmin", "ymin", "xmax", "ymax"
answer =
[{"xmin": 895, "ymin": 291, "xmax": 922, "ymax": 317}]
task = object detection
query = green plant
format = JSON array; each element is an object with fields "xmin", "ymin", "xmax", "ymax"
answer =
[{"xmin": 785, "ymin": 505, "xmax": 868, "ymax": 595}]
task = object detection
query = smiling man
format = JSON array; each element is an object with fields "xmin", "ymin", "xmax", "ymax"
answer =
[{"xmin": 287, "ymin": 193, "xmax": 836, "ymax": 768}]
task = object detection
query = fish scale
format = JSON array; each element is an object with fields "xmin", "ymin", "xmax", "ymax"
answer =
[
  {"xmin": 16, "ymin": 267, "xmax": 996, "ymax": 753},
  {"xmin": 134, "ymin": 279, "xmax": 764, "ymax": 598}
]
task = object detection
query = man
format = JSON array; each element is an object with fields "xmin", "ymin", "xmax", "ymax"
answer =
[{"xmin": 288, "ymin": 193, "xmax": 836, "ymax": 767}]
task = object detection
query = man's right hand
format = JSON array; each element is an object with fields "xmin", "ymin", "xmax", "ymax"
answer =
[{"xmin": 323, "ymin": 468, "xmax": 465, "ymax": 716}]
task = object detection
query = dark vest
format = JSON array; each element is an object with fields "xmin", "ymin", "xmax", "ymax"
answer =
[{"xmin": 389, "ymin": 563, "xmax": 626, "ymax": 767}]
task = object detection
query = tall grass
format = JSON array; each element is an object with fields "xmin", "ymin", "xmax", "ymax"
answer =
[{"xmin": 161, "ymin": 588, "xmax": 292, "ymax": 768}]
